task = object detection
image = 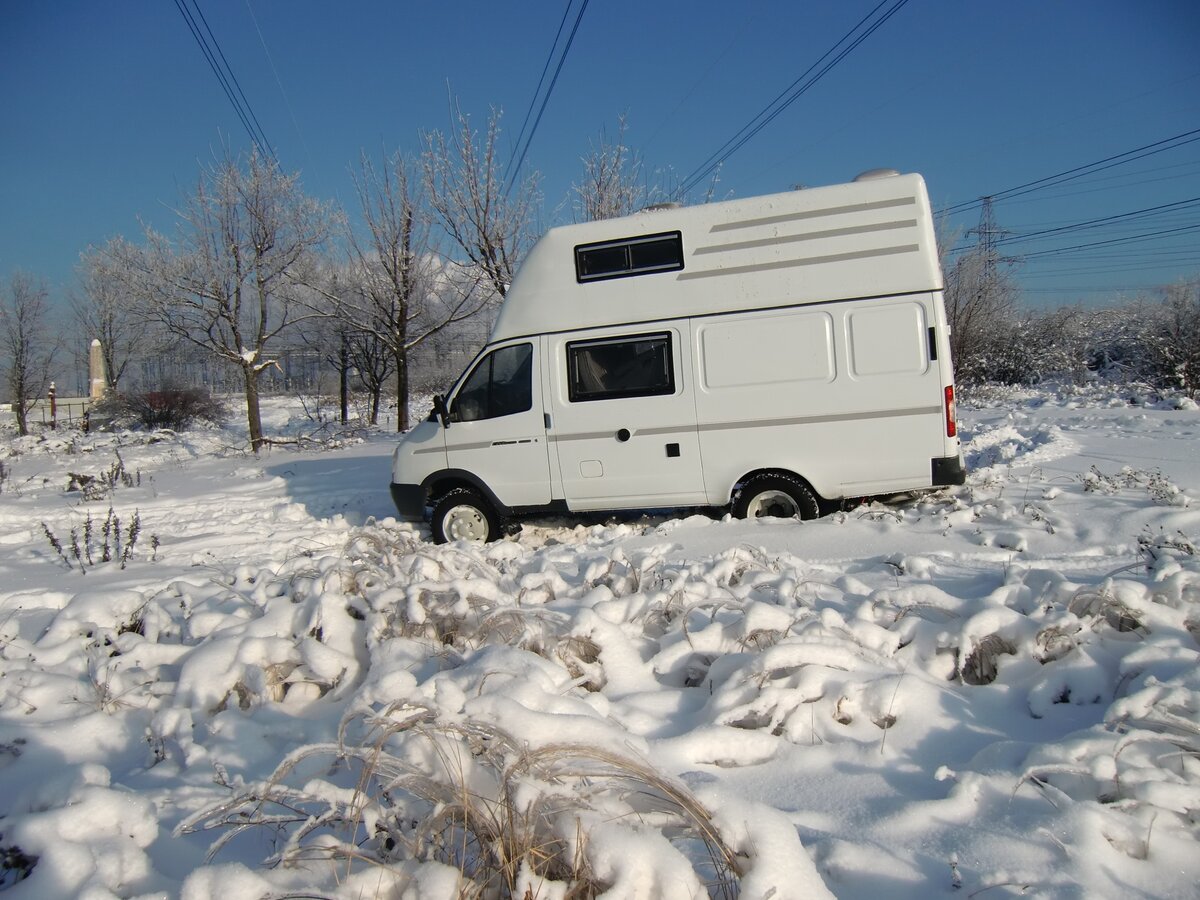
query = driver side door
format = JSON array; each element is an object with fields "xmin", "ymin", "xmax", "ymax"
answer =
[{"xmin": 446, "ymin": 341, "xmax": 552, "ymax": 509}]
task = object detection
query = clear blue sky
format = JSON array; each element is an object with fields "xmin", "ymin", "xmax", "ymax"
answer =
[{"xmin": 2, "ymin": 0, "xmax": 1197, "ymax": 308}]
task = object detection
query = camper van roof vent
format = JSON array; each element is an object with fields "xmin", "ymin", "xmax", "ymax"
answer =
[
  {"xmin": 640, "ymin": 201, "xmax": 682, "ymax": 213},
  {"xmin": 853, "ymin": 168, "xmax": 900, "ymax": 182}
]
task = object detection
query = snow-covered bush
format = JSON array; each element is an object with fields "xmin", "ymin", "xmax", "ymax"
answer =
[
  {"xmin": 953, "ymin": 274, "xmax": 1199, "ymax": 398},
  {"xmin": 1139, "ymin": 278, "xmax": 1200, "ymax": 397},
  {"xmin": 92, "ymin": 387, "xmax": 228, "ymax": 431},
  {"xmin": 959, "ymin": 306, "xmax": 1092, "ymax": 386}
]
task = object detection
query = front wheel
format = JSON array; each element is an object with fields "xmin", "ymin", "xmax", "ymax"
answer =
[
  {"xmin": 732, "ymin": 474, "xmax": 820, "ymax": 521},
  {"xmin": 431, "ymin": 489, "xmax": 500, "ymax": 544}
]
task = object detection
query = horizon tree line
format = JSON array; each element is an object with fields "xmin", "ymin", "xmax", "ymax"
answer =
[{"xmin": 4, "ymin": 112, "xmax": 1199, "ymax": 441}]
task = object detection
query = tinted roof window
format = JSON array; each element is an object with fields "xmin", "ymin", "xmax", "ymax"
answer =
[
  {"xmin": 629, "ymin": 236, "xmax": 682, "ymax": 271},
  {"xmin": 575, "ymin": 231, "xmax": 683, "ymax": 283}
]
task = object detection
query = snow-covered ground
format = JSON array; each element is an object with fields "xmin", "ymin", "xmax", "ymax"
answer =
[{"xmin": 1, "ymin": 390, "xmax": 1197, "ymax": 898}]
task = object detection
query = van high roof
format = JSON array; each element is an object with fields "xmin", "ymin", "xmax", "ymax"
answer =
[{"xmin": 491, "ymin": 172, "xmax": 943, "ymax": 343}]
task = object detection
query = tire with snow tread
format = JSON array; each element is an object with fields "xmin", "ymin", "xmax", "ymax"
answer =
[
  {"xmin": 431, "ymin": 488, "xmax": 500, "ymax": 544},
  {"xmin": 732, "ymin": 473, "xmax": 820, "ymax": 521}
]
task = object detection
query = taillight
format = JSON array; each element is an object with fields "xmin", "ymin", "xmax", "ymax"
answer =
[{"xmin": 945, "ymin": 385, "xmax": 957, "ymax": 438}]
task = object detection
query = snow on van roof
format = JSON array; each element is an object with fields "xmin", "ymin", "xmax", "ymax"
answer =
[{"xmin": 491, "ymin": 173, "xmax": 943, "ymax": 343}]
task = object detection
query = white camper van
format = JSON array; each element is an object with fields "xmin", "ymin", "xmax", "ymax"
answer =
[{"xmin": 391, "ymin": 171, "xmax": 965, "ymax": 543}]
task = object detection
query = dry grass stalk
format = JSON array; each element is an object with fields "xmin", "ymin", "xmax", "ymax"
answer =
[{"xmin": 177, "ymin": 712, "xmax": 742, "ymax": 897}]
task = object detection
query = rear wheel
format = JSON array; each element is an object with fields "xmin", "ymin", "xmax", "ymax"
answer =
[
  {"xmin": 431, "ymin": 489, "xmax": 499, "ymax": 544},
  {"xmin": 732, "ymin": 474, "xmax": 820, "ymax": 521}
]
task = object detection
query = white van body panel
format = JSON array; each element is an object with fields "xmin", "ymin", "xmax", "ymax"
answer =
[
  {"xmin": 546, "ymin": 323, "xmax": 706, "ymax": 510},
  {"xmin": 389, "ymin": 172, "xmax": 964, "ymax": 527},
  {"xmin": 693, "ymin": 293, "xmax": 945, "ymax": 503}
]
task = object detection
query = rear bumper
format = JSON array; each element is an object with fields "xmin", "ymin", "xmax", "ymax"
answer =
[
  {"xmin": 390, "ymin": 482, "xmax": 427, "ymax": 521},
  {"xmin": 931, "ymin": 454, "xmax": 967, "ymax": 487}
]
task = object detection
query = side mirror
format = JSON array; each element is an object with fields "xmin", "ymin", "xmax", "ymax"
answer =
[{"xmin": 431, "ymin": 394, "xmax": 451, "ymax": 428}]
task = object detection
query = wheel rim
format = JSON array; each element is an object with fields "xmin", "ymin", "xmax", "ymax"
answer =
[
  {"xmin": 443, "ymin": 504, "xmax": 489, "ymax": 541},
  {"xmin": 745, "ymin": 489, "xmax": 800, "ymax": 519}
]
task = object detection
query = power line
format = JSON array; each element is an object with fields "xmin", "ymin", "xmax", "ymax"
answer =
[
  {"xmin": 244, "ymin": 0, "xmax": 310, "ymax": 169},
  {"xmin": 173, "ymin": 0, "xmax": 276, "ymax": 159},
  {"xmin": 1024, "ymin": 263, "xmax": 1200, "ymax": 281},
  {"xmin": 504, "ymin": 1, "xmax": 575, "ymax": 188},
  {"xmin": 673, "ymin": 0, "xmax": 913, "ymax": 199},
  {"xmin": 1021, "ymin": 246, "xmax": 1200, "ymax": 271},
  {"xmin": 1028, "ymin": 248, "xmax": 1200, "ymax": 265},
  {"xmin": 1024, "ymin": 252, "xmax": 1200, "ymax": 272},
  {"xmin": 504, "ymin": 0, "xmax": 590, "ymax": 197},
  {"xmin": 988, "ymin": 160, "xmax": 1200, "ymax": 210},
  {"xmin": 1022, "ymin": 285, "xmax": 1178, "ymax": 295},
  {"xmin": 1016, "ymin": 222, "xmax": 1200, "ymax": 262},
  {"xmin": 174, "ymin": 0, "xmax": 258, "ymax": 145},
  {"xmin": 939, "ymin": 127, "xmax": 1200, "ymax": 216},
  {"xmin": 642, "ymin": 10, "xmax": 763, "ymax": 154},
  {"xmin": 188, "ymin": 0, "xmax": 275, "ymax": 158},
  {"xmin": 1018, "ymin": 157, "xmax": 1200, "ymax": 191},
  {"xmin": 949, "ymin": 196, "xmax": 1200, "ymax": 255},
  {"xmin": 1024, "ymin": 254, "xmax": 1200, "ymax": 275},
  {"xmin": 1003, "ymin": 198, "xmax": 1200, "ymax": 245}
]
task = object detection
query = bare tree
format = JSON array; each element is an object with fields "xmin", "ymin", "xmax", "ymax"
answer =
[
  {"xmin": 1084, "ymin": 302, "xmax": 1148, "ymax": 380},
  {"xmin": 422, "ymin": 106, "xmax": 539, "ymax": 300},
  {"xmin": 123, "ymin": 150, "xmax": 333, "ymax": 450},
  {"xmin": 296, "ymin": 276, "xmax": 396, "ymax": 427},
  {"xmin": 346, "ymin": 319, "xmax": 394, "ymax": 424},
  {"xmin": 339, "ymin": 149, "xmax": 497, "ymax": 430},
  {"xmin": 294, "ymin": 307, "xmax": 357, "ymax": 423},
  {"xmin": 1146, "ymin": 275, "xmax": 1200, "ymax": 397},
  {"xmin": 572, "ymin": 114, "xmax": 655, "ymax": 222},
  {"xmin": 943, "ymin": 244, "xmax": 1020, "ymax": 382},
  {"xmin": 0, "ymin": 271, "xmax": 58, "ymax": 436},
  {"xmin": 74, "ymin": 237, "xmax": 155, "ymax": 392}
]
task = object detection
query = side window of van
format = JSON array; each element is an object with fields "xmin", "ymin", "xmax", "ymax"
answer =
[
  {"xmin": 453, "ymin": 343, "xmax": 533, "ymax": 422},
  {"xmin": 567, "ymin": 333, "xmax": 674, "ymax": 402}
]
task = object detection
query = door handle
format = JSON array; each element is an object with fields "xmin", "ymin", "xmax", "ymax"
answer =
[{"xmin": 616, "ymin": 428, "xmax": 631, "ymax": 442}]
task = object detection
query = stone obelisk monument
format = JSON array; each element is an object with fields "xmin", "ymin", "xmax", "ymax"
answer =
[{"xmin": 89, "ymin": 339, "xmax": 108, "ymax": 401}]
